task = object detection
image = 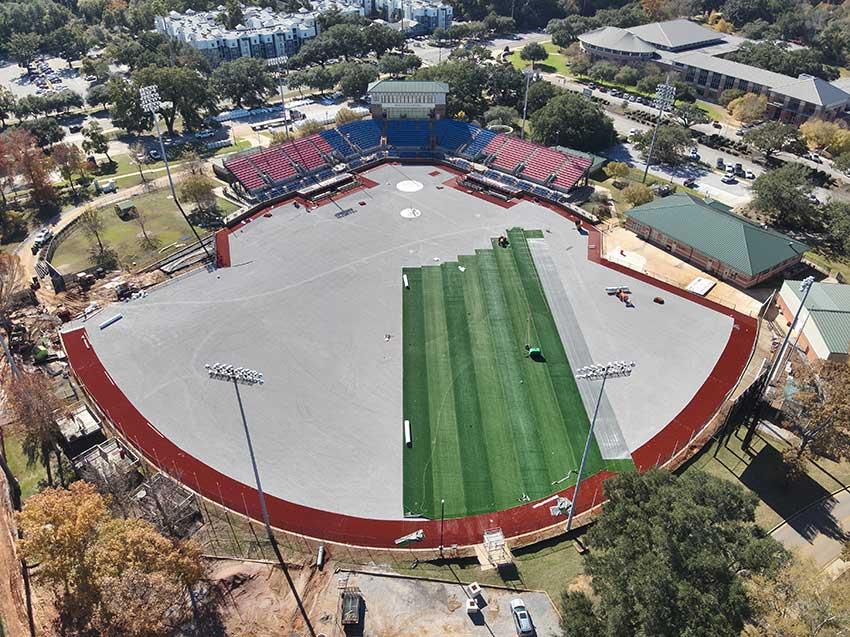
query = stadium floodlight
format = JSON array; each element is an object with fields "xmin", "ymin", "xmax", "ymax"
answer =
[
  {"xmin": 140, "ymin": 85, "xmax": 211, "ymax": 261},
  {"xmin": 642, "ymin": 78, "xmax": 676, "ymax": 184},
  {"xmin": 205, "ymin": 364, "xmax": 316, "ymax": 637},
  {"xmin": 743, "ymin": 275, "xmax": 816, "ymax": 449},
  {"xmin": 566, "ymin": 360, "xmax": 636, "ymax": 533},
  {"xmin": 520, "ymin": 65, "xmax": 534, "ymax": 140}
]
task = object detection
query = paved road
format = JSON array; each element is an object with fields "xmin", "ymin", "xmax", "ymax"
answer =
[{"xmin": 771, "ymin": 488, "xmax": 850, "ymax": 575}]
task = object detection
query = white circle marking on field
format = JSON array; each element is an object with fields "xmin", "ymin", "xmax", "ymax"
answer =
[
  {"xmin": 396, "ymin": 180, "xmax": 424, "ymax": 193},
  {"xmin": 400, "ymin": 208, "xmax": 422, "ymax": 219}
]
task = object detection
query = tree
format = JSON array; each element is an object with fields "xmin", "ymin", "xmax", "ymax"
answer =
[
  {"xmin": 588, "ymin": 61, "xmax": 618, "ymax": 83},
  {"xmin": 833, "ymin": 151, "xmax": 850, "ymax": 175},
  {"xmin": 520, "ymin": 42, "xmax": 547, "ymax": 69},
  {"xmin": 364, "ymin": 23, "xmax": 405, "ymax": 57},
  {"xmin": 179, "ymin": 173, "xmax": 217, "ymax": 214},
  {"xmin": 220, "ymin": 0, "xmax": 244, "ymax": 29},
  {"xmin": 47, "ymin": 23, "xmax": 89, "ymax": 68},
  {"xmin": 730, "ymin": 41, "xmax": 838, "ymax": 82},
  {"xmin": 86, "ymin": 83, "xmax": 111, "ymax": 110},
  {"xmin": 18, "ymin": 117, "xmax": 65, "ymax": 148},
  {"xmin": 0, "ymin": 254, "xmax": 24, "ymax": 338},
  {"xmin": 133, "ymin": 66, "xmax": 216, "ymax": 134},
  {"xmin": 334, "ymin": 107, "xmax": 361, "ymax": 125},
  {"xmin": 294, "ymin": 120, "xmax": 324, "ymax": 138},
  {"xmin": 213, "ymin": 57, "xmax": 275, "ymax": 109},
  {"xmin": 52, "ymin": 142, "xmax": 85, "ymax": 196},
  {"xmin": 415, "ymin": 60, "xmax": 488, "ymax": 120},
  {"xmin": 744, "ymin": 122, "xmax": 803, "ymax": 158},
  {"xmin": 486, "ymin": 64, "xmax": 525, "ymax": 108},
  {"xmin": 622, "ymin": 183, "xmax": 654, "ymax": 206},
  {"xmin": 484, "ymin": 106, "xmax": 519, "ymax": 126},
  {"xmin": 530, "ymin": 93, "xmax": 616, "ymax": 152},
  {"xmin": 337, "ymin": 63, "xmax": 378, "ymax": 99},
  {"xmin": 746, "ymin": 558, "xmax": 850, "ymax": 636},
  {"xmin": 560, "ymin": 470, "xmax": 787, "ymax": 637},
  {"xmin": 633, "ymin": 125, "xmax": 691, "ymax": 165},
  {"xmin": 378, "ymin": 53, "xmax": 421, "ymax": 78},
  {"xmin": 82, "ymin": 120, "xmax": 111, "ymax": 163},
  {"xmin": 79, "ymin": 206, "xmax": 106, "ymax": 256},
  {"xmin": 780, "ymin": 359, "xmax": 850, "ymax": 466},
  {"xmin": 128, "ymin": 142, "xmax": 149, "ymax": 185},
  {"xmin": 0, "ymin": 136, "xmax": 16, "ymax": 212},
  {"xmin": 5, "ymin": 371, "xmax": 66, "ymax": 488},
  {"xmin": 606, "ymin": 161, "xmax": 630, "ymax": 180},
  {"xmin": 719, "ymin": 88, "xmax": 746, "ymax": 107},
  {"xmin": 525, "ymin": 80, "xmax": 561, "ymax": 116},
  {"xmin": 81, "ymin": 56, "xmax": 110, "ymax": 83},
  {"xmin": 16, "ymin": 482, "xmax": 109, "ymax": 630},
  {"xmin": 106, "ymin": 78, "xmax": 152, "ymax": 135},
  {"xmin": 0, "ymin": 87, "xmax": 15, "ymax": 128},
  {"xmin": 800, "ymin": 118, "xmax": 850, "ymax": 154},
  {"xmin": 8, "ymin": 32, "xmax": 42, "ymax": 73},
  {"xmin": 728, "ymin": 93, "xmax": 768, "ymax": 124},
  {"xmin": 752, "ymin": 163, "xmax": 816, "ymax": 229},
  {"xmin": 5, "ymin": 128, "xmax": 56, "ymax": 209},
  {"xmin": 673, "ymin": 103, "xmax": 708, "ymax": 128},
  {"xmin": 614, "ymin": 65, "xmax": 642, "ymax": 87}
]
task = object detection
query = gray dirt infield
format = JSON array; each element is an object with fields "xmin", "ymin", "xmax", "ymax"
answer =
[{"xmin": 70, "ymin": 164, "xmax": 733, "ymax": 520}]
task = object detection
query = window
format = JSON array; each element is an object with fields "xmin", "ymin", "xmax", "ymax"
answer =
[
  {"xmin": 710, "ymin": 73, "xmax": 721, "ymax": 89},
  {"xmin": 697, "ymin": 69, "xmax": 709, "ymax": 86},
  {"xmin": 723, "ymin": 75, "xmax": 735, "ymax": 90}
]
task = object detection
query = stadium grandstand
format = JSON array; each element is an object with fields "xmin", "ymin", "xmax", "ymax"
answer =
[{"xmin": 220, "ymin": 119, "xmax": 593, "ymax": 205}]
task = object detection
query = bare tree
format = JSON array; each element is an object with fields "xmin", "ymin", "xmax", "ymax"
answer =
[
  {"xmin": 5, "ymin": 371, "xmax": 66, "ymax": 487},
  {"xmin": 135, "ymin": 207, "xmax": 157, "ymax": 250},
  {"xmin": 128, "ymin": 143, "xmax": 148, "ymax": 186},
  {"xmin": 78, "ymin": 207, "xmax": 106, "ymax": 256}
]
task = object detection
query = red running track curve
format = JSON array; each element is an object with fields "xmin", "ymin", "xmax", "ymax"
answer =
[{"xmin": 61, "ymin": 186, "xmax": 757, "ymax": 549}]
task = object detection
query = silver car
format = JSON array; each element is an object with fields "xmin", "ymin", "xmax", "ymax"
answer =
[{"xmin": 510, "ymin": 599, "xmax": 535, "ymax": 636}]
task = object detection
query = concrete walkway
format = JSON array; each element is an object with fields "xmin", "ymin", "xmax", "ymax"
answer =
[{"xmin": 771, "ymin": 488, "xmax": 850, "ymax": 579}]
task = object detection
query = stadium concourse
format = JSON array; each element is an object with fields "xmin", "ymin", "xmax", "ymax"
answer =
[{"xmin": 60, "ymin": 157, "xmax": 756, "ymax": 550}]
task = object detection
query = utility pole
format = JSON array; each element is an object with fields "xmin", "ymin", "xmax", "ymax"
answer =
[
  {"xmin": 642, "ymin": 77, "xmax": 676, "ymax": 184},
  {"xmin": 205, "ymin": 363, "xmax": 316, "ymax": 637},
  {"xmin": 566, "ymin": 361, "xmax": 636, "ymax": 533},
  {"xmin": 521, "ymin": 66, "xmax": 533, "ymax": 140}
]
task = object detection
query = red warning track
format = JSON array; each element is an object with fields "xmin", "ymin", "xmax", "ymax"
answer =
[{"xmin": 61, "ymin": 187, "xmax": 756, "ymax": 549}]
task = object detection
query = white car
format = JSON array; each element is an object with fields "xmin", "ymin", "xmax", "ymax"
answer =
[
  {"xmin": 33, "ymin": 228, "xmax": 53, "ymax": 248},
  {"xmin": 745, "ymin": 170, "xmax": 756, "ymax": 179},
  {"xmin": 721, "ymin": 174, "xmax": 737, "ymax": 184},
  {"xmin": 196, "ymin": 129, "xmax": 216, "ymax": 139},
  {"xmin": 511, "ymin": 599, "xmax": 535, "ymax": 637}
]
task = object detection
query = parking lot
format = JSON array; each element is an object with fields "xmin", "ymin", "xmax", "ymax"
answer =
[{"xmin": 0, "ymin": 56, "xmax": 93, "ymax": 100}]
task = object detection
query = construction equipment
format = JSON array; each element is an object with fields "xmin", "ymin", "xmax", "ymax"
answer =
[{"xmin": 340, "ymin": 588, "xmax": 363, "ymax": 625}]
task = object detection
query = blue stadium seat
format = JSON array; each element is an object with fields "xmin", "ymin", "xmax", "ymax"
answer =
[
  {"xmin": 433, "ymin": 120, "xmax": 479, "ymax": 152},
  {"xmin": 338, "ymin": 120, "xmax": 383, "ymax": 152},
  {"xmin": 320, "ymin": 129, "xmax": 356, "ymax": 157},
  {"xmin": 463, "ymin": 128, "xmax": 497, "ymax": 159},
  {"xmin": 386, "ymin": 120, "xmax": 431, "ymax": 148}
]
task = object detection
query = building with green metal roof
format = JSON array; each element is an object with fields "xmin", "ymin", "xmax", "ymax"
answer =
[
  {"xmin": 367, "ymin": 80, "xmax": 449, "ymax": 119},
  {"xmin": 778, "ymin": 280, "xmax": 850, "ymax": 363},
  {"xmin": 626, "ymin": 193, "xmax": 809, "ymax": 288}
]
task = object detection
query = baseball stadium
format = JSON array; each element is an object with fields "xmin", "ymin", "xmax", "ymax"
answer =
[{"xmin": 60, "ymin": 82, "xmax": 757, "ymax": 551}]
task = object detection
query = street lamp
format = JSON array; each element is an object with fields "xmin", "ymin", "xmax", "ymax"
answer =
[
  {"xmin": 742, "ymin": 275, "xmax": 815, "ymax": 449},
  {"xmin": 439, "ymin": 498, "xmax": 445, "ymax": 557},
  {"xmin": 139, "ymin": 85, "xmax": 211, "ymax": 261},
  {"xmin": 521, "ymin": 66, "xmax": 534, "ymax": 140},
  {"xmin": 205, "ymin": 363, "xmax": 316, "ymax": 637},
  {"xmin": 565, "ymin": 361, "xmax": 636, "ymax": 533},
  {"xmin": 642, "ymin": 79, "xmax": 676, "ymax": 184}
]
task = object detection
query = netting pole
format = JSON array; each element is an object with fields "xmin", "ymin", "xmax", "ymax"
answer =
[
  {"xmin": 240, "ymin": 491, "xmax": 264, "ymax": 560},
  {"xmin": 217, "ymin": 482, "xmax": 242, "ymax": 557},
  {"xmin": 239, "ymin": 489, "xmax": 266, "ymax": 559}
]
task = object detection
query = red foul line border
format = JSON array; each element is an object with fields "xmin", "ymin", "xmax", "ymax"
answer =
[{"xmin": 61, "ymin": 165, "xmax": 756, "ymax": 549}]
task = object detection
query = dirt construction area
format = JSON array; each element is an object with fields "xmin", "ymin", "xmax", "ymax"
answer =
[{"xmin": 211, "ymin": 560, "xmax": 560, "ymax": 637}]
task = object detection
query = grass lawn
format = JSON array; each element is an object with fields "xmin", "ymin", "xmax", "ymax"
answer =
[
  {"xmin": 2, "ymin": 431, "xmax": 47, "ymax": 501},
  {"xmin": 391, "ymin": 532, "xmax": 586, "ymax": 600},
  {"xmin": 682, "ymin": 424, "xmax": 850, "ymax": 530},
  {"xmin": 51, "ymin": 188, "xmax": 239, "ymax": 273},
  {"xmin": 403, "ymin": 229, "xmax": 630, "ymax": 519},
  {"xmin": 803, "ymin": 251, "xmax": 850, "ymax": 281},
  {"xmin": 695, "ymin": 99, "xmax": 727, "ymax": 123},
  {"xmin": 508, "ymin": 42, "xmax": 570, "ymax": 75},
  {"xmin": 590, "ymin": 166, "xmax": 679, "ymax": 217}
]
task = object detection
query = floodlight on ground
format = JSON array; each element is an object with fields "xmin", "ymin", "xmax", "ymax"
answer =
[
  {"xmin": 566, "ymin": 360, "xmax": 636, "ymax": 533},
  {"xmin": 139, "ymin": 85, "xmax": 211, "ymax": 261},
  {"xmin": 205, "ymin": 363, "xmax": 316, "ymax": 636}
]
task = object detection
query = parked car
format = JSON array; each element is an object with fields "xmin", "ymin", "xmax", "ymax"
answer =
[
  {"xmin": 712, "ymin": 121, "xmax": 722, "ymax": 129},
  {"xmin": 196, "ymin": 129, "xmax": 216, "ymax": 139},
  {"xmin": 716, "ymin": 157, "xmax": 725, "ymax": 169},
  {"xmin": 148, "ymin": 149, "xmax": 161, "ymax": 160},
  {"xmin": 689, "ymin": 150, "xmax": 700, "ymax": 161},
  {"xmin": 807, "ymin": 152, "xmax": 823, "ymax": 164},
  {"xmin": 85, "ymin": 74, "xmax": 98, "ymax": 82},
  {"xmin": 629, "ymin": 128, "xmax": 639, "ymax": 138},
  {"xmin": 511, "ymin": 599, "xmax": 535, "ymax": 637},
  {"xmin": 683, "ymin": 177, "xmax": 697, "ymax": 188},
  {"xmin": 32, "ymin": 228, "xmax": 53, "ymax": 248},
  {"xmin": 745, "ymin": 170, "xmax": 756, "ymax": 179},
  {"xmin": 721, "ymin": 174, "xmax": 737, "ymax": 184}
]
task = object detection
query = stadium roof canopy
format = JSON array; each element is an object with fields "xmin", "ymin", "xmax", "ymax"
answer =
[
  {"xmin": 627, "ymin": 193, "xmax": 809, "ymax": 277},
  {"xmin": 367, "ymin": 79, "xmax": 449, "ymax": 94}
]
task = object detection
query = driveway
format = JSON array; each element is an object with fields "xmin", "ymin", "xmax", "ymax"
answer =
[{"xmin": 771, "ymin": 488, "xmax": 850, "ymax": 577}]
